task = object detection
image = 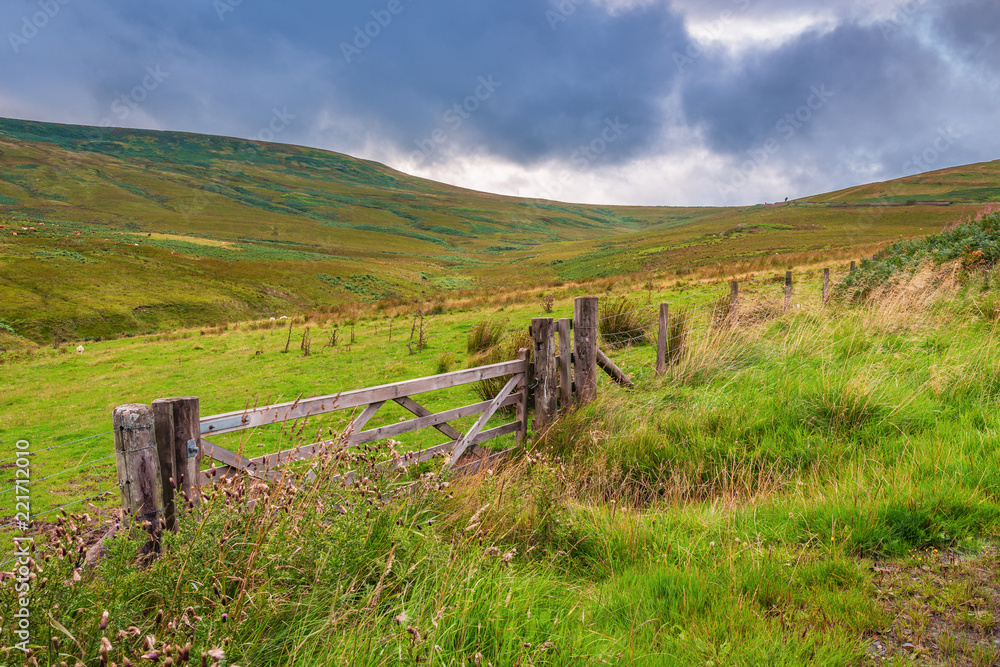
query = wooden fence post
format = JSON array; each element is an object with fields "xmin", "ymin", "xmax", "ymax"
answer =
[
  {"xmin": 516, "ymin": 348, "xmax": 529, "ymax": 444},
  {"xmin": 574, "ymin": 297, "xmax": 599, "ymax": 405},
  {"xmin": 113, "ymin": 404, "xmax": 163, "ymax": 555},
  {"xmin": 152, "ymin": 397, "xmax": 201, "ymax": 528},
  {"xmin": 784, "ymin": 271, "xmax": 793, "ymax": 313},
  {"xmin": 729, "ymin": 281, "xmax": 739, "ymax": 325},
  {"xmin": 823, "ymin": 268, "xmax": 830, "ymax": 305},
  {"xmin": 850, "ymin": 261, "xmax": 856, "ymax": 274},
  {"xmin": 556, "ymin": 319, "xmax": 573, "ymax": 410},
  {"xmin": 656, "ymin": 303, "xmax": 669, "ymax": 375},
  {"xmin": 532, "ymin": 318, "xmax": 558, "ymax": 430},
  {"xmin": 152, "ymin": 400, "xmax": 176, "ymax": 531}
]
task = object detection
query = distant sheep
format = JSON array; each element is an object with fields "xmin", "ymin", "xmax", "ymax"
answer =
[
  {"xmin": 269, "ymin": 317, "xmax": 276, "ymax": 321},
  {"xmin": 279, "ymin": 316, "xmax": 288, "ymax": 320},
  {"xmin": 76, "ymin": 345, "xmax": 84, "ymax": 354}
]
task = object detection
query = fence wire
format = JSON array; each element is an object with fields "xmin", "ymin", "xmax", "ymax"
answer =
[
  {"xmin": 1, "ymin": 432, "xmax": 119, "ymax": 568},
  {"xmin": 602, "ymin": 273, "xmax": 836, "ymax": 382}
]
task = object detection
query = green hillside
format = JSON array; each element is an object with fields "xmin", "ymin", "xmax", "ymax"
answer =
[
  {"xmin": 0, "ymin": 117, "xmax": 996, "ymax": 344},
  {"xmin": 802, "ymin": 159, "xmax": 1000, "ymax": 205}
]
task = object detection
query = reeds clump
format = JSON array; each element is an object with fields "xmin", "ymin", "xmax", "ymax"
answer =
[
  {"xmin": 598, "ymin": 296, "xmax": 653, "ymax": 349},
  {"xmin": 468, "ymin": 321, "xmax": 531, "ymax": 410},
  {"xmin": 467, "ymin": 317, "xmax": 507, "ymax": 355}
]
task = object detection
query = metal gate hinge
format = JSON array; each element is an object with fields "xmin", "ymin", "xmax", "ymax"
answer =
[{"xmin": 187, "ymin": 439, "xmax": 199, "ymax": 458}]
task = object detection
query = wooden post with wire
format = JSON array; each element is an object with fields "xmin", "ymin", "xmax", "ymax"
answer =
[
  {"xmin": 574, "ymin": 297, "xmax": 599, "ymax": 405},
  {"xmin": 656, "ymin": 303, "xmax": 669, "ymax": 375},
  {"xmin": 515, "ymin": 348, "xmax": 529, "ymax": 444},
  {"xmin": 729, "ymin": 281, "xmax": 739, "ymax": 325},
  {"xmin": 823, "ymin": 268, "xmax": 831, "ymax": 305},
  {"xmin": 113, "ymin": 403, "xmax": 164, "ymax": 556},
  {"xmin": 152, "ymin": 396, "xmax": 201, "ymax": 530},
  {"xmin": 556, "ymin": 318, "xmax": 573, "ymax": 409},
  {"xmin": 784, "ymin": 271, "xmax": 793, "ymax": 313},
  {"xmin": 531, "ymin": 318, "xmax": 558, "ymax": 430}
]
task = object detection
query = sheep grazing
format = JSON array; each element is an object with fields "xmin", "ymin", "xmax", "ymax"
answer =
[
  {"xmin": 269, "ymin": 317, "xmax": 276, "ymax": 321},
  {"xmin": 76, "ymin": 345, "xmax": 85, "ymax": 354}
]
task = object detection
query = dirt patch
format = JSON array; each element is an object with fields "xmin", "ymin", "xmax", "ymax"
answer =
[{"xmin": 867, "ymin": 548, "xmax": 1000, "ymax": 665}]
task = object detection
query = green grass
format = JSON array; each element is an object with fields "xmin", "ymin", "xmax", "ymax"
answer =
[
  {"xmin": 3, "ymin": 264, "xmax": 1000, "ymax": 664},
  {"xmin": 1, "ymin": 117, "xmax": 996, "ymax": 344},
  {"xmin": 3, "ymin": 116, "xmax": 1000, "ymax": 665}
]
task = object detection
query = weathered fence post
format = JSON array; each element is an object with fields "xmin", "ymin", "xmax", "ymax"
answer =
[
  {"xmin": 152, "ymin": 397, "xmax": 201, "ymax": 529},
  {"xmin": 784, "ymin": 271, "xmax": 793, "ymax": 313},
  {"xmin": 516, "ymin": 348, "xmax": 529, "ymax": 444},
  {"xmin": 152, "ymin": 400, "xmax": 176, "ymax": 530},
  {"xmin": 556, "ymin": 319, "xmax": 573, "ymax": 409},
  {"xmin": 113, "ymin": 404, "xmax": 163, "ymax": 555},
  {"xmin": 531, "ymin": 318, "xmax": 558, "ymax": 430},
  {"xmin": 656, "ymin": 303, "xmax": 669, "ymax": 375},
  {"xmin": 823, "ymin": 268, "xmax": 830, "ymax": 305},
  {"xmin": 574, "ymin": 297, "xmax": 599, "ymax": 405},
  {"xmin": 850, "ymin": 261, "xmax": 856, "ymax": 274},
  {"xmin": 729, "ymin": 281, "xmax": 739, "ymax": 325}
]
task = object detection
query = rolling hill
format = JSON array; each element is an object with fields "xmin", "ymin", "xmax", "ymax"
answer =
[{"xmin": 0, "ymin": 116, "xmax": 996, "ymax": 344}]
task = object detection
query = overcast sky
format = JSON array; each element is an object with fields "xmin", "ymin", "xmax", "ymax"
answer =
[{"xmin": 1, "ymin": 0, "xmax": 997, "ymax": 206}]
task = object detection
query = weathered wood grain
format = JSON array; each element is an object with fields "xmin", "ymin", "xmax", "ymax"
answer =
[{"xmin": 201, "ymin": 359, "xmax": 525, "ymax": 435}]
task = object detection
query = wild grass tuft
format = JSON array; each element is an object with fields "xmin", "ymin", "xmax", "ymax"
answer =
[
  {"xmin": 468, "ymin": 327, "xmax": 532, "ymax": 407},
  {"xmin": 466, "ymin": 317, "xmax": 506, "ymax": 355},
  {"xmin": 598, "ymin": 296, "xmax": 653, "ymax": 349}
]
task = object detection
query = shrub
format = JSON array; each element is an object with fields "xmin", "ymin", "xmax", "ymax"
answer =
[
  {"xmin": 841, "ymin": 211, "xmax": 1000, "ymax": 299},
  {"xmin": 436, "ymin": 351, "xmax": 457, "ymax": 374},
  {"xmin": 469, "ymin": 329, "xmax": 532, "ymax": 411},
  {"xmin": 598, "ymin": 296, "xmax": 653, "ymax": 349},
  {"xmin": 467, "ymin": 317, "xmax": 507, "ymax": 355}
]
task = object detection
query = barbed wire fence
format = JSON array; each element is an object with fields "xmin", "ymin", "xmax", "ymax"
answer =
[
  {"xmin": 0, "ymin": 431, "xmax": 119, "ymax": 569},
  {"xmin": 0, "ymin": 268, "xmax": 856, "ymax": 568},
  {"xmin": 599, "ymin": 271, "xmax": 844, "ymax": 383}
]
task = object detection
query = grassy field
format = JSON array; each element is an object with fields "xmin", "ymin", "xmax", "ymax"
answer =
[
  {"xmin": 1, "ymin": 116, "xmax": 998, "ymax": 344},
  {"xmin": 2, "ymin": 119, "xmax": 1000, "ymax": 665},
  {"xmin": 4, "ymin": 243, "xmax": 1000, "ymax": 663}
]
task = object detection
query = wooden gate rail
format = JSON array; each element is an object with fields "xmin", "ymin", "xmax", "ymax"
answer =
[
  {"xmin": 196, "ymin": 355, "xmax": 527, "ymax": 481},
  {"xmin": 200, "ymin": 358, "xmax": 526, "ymax": 436}
]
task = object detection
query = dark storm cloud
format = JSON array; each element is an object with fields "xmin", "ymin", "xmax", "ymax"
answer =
[
  {"xmin": 322, "ymin": 0, "xmax": 691, "ymax": 165},
  {"xmin": 930, "ymin": 0, "xmax": 1000, "ymax": 71},
  {"xmin": 680, "ymin": 22, "xmax": 949, "ymax": 155},
  {"xmin": 678, "ymin": 2, "xmax": 1000, "ymax": 200},
  {"xmin": 0, "ymin": 0, "xmax": 997, "ymax": 205},
  {"xmin": 1, "ymin": 0, "xmax": 693, "ymax": 165}
]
